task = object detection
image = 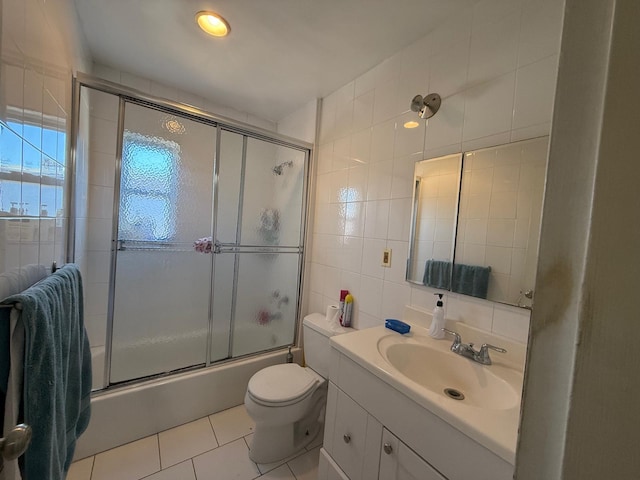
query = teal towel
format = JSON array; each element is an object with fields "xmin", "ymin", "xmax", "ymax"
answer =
[
  {"xmin": 1, "ymin": 308, "xmax": 9, "ymax": 394},
  {"xmin": 423, "ymin": 260, "xmax": 492, "ymax": 299},
  {"xmin": 452, "ymin": 263, "xmax": 491, "ymax": 299},
  {"xmin": 0, "ymin": 308, "xmax": 8, "ymax": 435},
  {"xmin": 1, "ymin": 265, "xmax": 49, "ymax": 397},
  {"xmin": 423, "ymin": 260, "xmax": 452, "ymax": 289},
  {"xmin": 2, "ymin": 264, "xmax": 92, "ymax": 479}
]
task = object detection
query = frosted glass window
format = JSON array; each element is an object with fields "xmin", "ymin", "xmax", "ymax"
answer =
[{"xmin": 119, "ymin": 131, "xmax": 179, "ymax": 241}]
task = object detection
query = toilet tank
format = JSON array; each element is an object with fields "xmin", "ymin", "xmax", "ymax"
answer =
[{"xmin": 302, "ymin": 312, "xmax": 350, "ymax": 378}]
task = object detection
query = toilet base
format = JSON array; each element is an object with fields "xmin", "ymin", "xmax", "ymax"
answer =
[
  {"xmin": 248, "ymin": 416, "xmax": 322, "ymax": 464},
  {"xmin": 244, "ymin": 363, "xmax": 330, "ymax": 464}
]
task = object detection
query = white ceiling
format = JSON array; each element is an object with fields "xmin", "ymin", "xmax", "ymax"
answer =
[{"xmin": 73, "ymin": 0, "xmax": 477, "ymax": 122}]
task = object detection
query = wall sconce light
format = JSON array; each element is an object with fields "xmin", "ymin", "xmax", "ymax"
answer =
[{"xmin": 410, "ymin": 93, "xmax": 441, "ymax": 119}]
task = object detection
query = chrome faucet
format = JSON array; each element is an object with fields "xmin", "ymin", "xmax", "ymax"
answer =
[{"xmin": 442, "ymin": 329, "xmax": 506, "ymax": 365}]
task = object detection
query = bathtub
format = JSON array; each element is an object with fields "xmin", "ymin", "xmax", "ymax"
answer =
[
  {"xmin": 74, "ymin": 346, "xmax": 301, "ymax": 459},
  {"xmin": 90, "ymin": 345, "xmax": 105, "ymax": 391}
]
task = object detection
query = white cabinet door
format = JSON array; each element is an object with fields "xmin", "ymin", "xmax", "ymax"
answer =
[
  {"xmin": 324, "ymin": 382, "xmax": 383, "ymax": 480},
  {"xmin": 331, "ymin": 389, "xmax": 369, "ymax": 479},
  {"xmin": 318, "ymin": 447, "xmax": 350, "ymax": 480},
  {"xmin": 379, "ymin": 428, "xmax": 447, "ymax": 480}
]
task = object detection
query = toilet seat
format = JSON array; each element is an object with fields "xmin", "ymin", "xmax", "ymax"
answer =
[{"xmin": 247, "ymin": 364, "xmax": 321, "ymax": 407}]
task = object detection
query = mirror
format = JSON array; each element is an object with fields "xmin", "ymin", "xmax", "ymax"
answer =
[
  {"xmin": 407, "ymin": 137, "xmax": 549, "ymax": 308},
  {"xmin": 407, "ymin": 153, "xmax": 462, "ymax": 283}
]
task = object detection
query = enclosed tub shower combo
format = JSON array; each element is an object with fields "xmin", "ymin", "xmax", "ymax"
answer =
[{"xmin": 70, "ymin": 75, "xmax": 312, "ymax": 456}]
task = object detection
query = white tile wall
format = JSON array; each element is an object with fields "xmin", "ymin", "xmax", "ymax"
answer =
[
  {"xmin": 307, "ymin": 0, "xmax": 564, "ymax": 338},
  {"xmin": 0, "ymin": 0, "xmax": 90, "ymax": 278},
  {"xmin": 79, "ymin": 89, "xmax": 118, "ymax": 350}
]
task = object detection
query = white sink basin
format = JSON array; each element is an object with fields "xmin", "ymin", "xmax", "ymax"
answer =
[{"xmin": 378, "ymin": 336, "xmax": 519, "ymax": 410}]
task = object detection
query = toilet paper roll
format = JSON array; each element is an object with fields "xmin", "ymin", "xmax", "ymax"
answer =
[{"xmin": 326, "ymin": 304, "xmax": 341, "ymax": 327}]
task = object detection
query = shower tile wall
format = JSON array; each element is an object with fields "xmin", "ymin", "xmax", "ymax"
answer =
[
  {"xmin": 0, "ymin": 0, "xmax": 90, "ymax": 282},
  {"xmin": 307, "ymin": 0, "xmax": 564, "ymax": 343},
  {"xmin": 79, "ymin": 90, "xmax": 118, "ymax": 364}
]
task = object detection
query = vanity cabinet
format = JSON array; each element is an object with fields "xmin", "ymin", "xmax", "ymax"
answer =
[
  {"xmin": 319, "ymin": 344, "xmax": 515, "ymax": 480},
  {"xmin": 320, "ymin": 382, "xmax": 446, "ymax": 480}
]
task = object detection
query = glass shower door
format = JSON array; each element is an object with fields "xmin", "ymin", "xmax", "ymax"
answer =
[
  {"xmin": 109, "ymin": 102, "xmax": 216, "ymax": 383},
  {"xmin": 212, "ymin": 132, "xmax": 307, "ymax": 358}
]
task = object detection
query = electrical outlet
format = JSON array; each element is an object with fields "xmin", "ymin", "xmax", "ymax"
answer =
[{"xmin": 382, "ymin": 248, "xmax": 392, "ymax": 267}]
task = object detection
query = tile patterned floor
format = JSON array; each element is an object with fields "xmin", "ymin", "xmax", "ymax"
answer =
[{"xmin": 68, "ymin": 405, "xmax": 321, "ymax": 480}]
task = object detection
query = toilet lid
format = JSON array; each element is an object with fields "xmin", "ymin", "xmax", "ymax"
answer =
[{"xmin": 248, "ymin": 364, "xmax": 319, "ymax": 405}]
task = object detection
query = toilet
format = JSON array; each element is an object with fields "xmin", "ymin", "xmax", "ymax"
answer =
[{"xmin": 244, "ymin": 312, "xmax": 350, "ymax": 464}]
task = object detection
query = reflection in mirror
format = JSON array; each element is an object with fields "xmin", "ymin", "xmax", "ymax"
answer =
[
  {"xmin": 407, "ymin": 154, "xmax": 462, "ymax": 284},
  {"xmin": 407, "ymin": 137, "xmax": 549, "ymax": 309}
]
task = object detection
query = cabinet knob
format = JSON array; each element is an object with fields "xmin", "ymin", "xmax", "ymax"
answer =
[
  {"xmin": 343, "ymin": 433, "xmax": 351, "ymax": 444},
  {"xmin": 383, "ymin": 442, "xmax": 393, "ymax": 455}
]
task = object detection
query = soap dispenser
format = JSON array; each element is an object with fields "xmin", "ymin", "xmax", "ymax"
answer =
[{"xmin": 429, "ymin": 293, "xmax": 445, "ymax": 339}]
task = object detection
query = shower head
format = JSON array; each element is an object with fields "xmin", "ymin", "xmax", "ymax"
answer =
[
  {"xmin": 410, "ymin": 93, "xmax": 441, "ymax": 119},
  {"xmin": 272, "ymin": 161, "xmax": 293, "ymax": 175}
]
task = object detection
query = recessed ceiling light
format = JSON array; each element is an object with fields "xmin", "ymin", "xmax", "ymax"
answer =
[
  {"xmin": 404, "ymin": 121, "xmax": 420, "ymax": 129},
  {"xmin": 196, "ymin": 11, "xmax": 230, "ymax": 37}
]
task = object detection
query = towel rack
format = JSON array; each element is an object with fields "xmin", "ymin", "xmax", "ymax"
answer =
[{"xmin": 117, "ymin": 239, "xmax": 195, "ymax": 252}]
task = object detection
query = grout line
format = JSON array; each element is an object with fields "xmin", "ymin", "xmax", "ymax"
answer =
[
  {"xmin": 190, "ymin": 458, "xmax": 197, "ymax": 480},
  {"xmin": 155, "ymin": 433, "xmax": 163, "ymax": 470},
  {"xmin": 207, "ymin": 414, "xmax": 220, "ymax": 447},
  {"xmin": 283, "ymin": 463, "xmax": 296, "ymax": 479},
  {"xmin": 243, "ymin": 433, "xmax": 262, "ymax": 476},
  {"xmin": 89, "ymin": 455, "xmax": 95, "ymax": 480}
]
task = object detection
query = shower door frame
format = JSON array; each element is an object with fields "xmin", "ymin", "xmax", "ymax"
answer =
[{"xmin": 69, "ymin": 73, "xmax": 313, "ymax": 390}]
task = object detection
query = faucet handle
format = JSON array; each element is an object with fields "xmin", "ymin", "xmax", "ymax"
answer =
[
  {"xmin": 442, "ymin": 328, "xmax": 461, "ymax": 346},
  {"xmin": 477, "ymin": 343, "xmax": 507, "ymax": 365},
  {"xmin": 482, "ymin": 343, "xmax": 507, "ymax": 353}
]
